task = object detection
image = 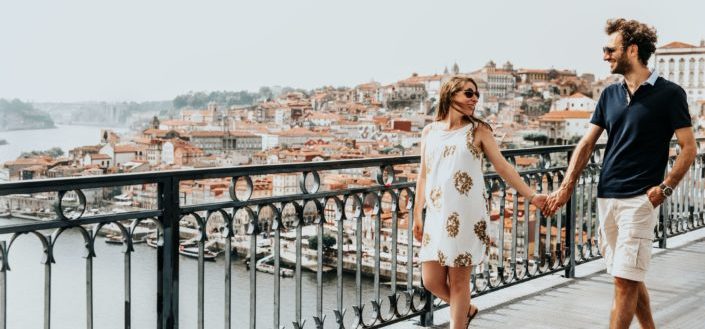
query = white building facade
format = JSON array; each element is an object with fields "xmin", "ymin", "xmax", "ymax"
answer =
[
  {"xmin": 552, "ymin": 93, "xmax": 596, "ymax": 112},
  {"xmin": 654, "ymin": 40, "xmax": 705, "ymax": 114}
]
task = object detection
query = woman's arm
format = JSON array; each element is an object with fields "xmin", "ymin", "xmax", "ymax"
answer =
[
  {"xmin": 413, "ymin": 125, "xmax": 431, "ymax": 218},
  {"xmin": 412, "ymin": 125, "xmax": 431, "ymax": 241},
  {"xmin": 476, "ymin": 125, "xmax": 534, "ymax": 199}
]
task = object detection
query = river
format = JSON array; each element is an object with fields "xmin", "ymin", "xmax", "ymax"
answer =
[
  {"xmin": 0, "ymin": 125, "xmax": 127, "ymax": 164},
  {"xmin": 0, "ymin": 216, "xmax": 394, "ymax": 329}
]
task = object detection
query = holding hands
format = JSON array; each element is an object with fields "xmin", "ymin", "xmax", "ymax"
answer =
[
  {"xmin": 530, "ymin": 193, "xmax": 548, "ymax": 209},
  {"xmin": 542, "ymin": 186, "xmax": 572, "ymax": 216}
]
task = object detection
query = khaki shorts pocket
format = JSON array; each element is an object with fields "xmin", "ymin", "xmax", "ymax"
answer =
[
  {"xmin": 635, "ymin": 238, "xmax": 653, "ymax": 271},
  {"xmin": 614, "ymin": 228, "xmax": 654, "ymax": 271}
]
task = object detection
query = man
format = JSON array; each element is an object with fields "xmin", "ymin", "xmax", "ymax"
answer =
[{"xmin": 543, "ymin": 18, "xmax": 696, "ymax": 329}]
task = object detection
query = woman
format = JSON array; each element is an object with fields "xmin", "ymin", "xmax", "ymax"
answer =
[{"xmin": 412, "ymin": 76, "xmax": 547, "ymax": 328}]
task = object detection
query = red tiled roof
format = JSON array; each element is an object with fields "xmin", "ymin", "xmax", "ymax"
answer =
[
  {"xmin": 355, "ymin": 81, "xmax": 381, "ymax": 90},
  {"xmin": 659, "ymin": 41, "xmax": 697, "ymax": 49},
  {"xmin": 90, "ymin": 154, "xmax": 112, "ymax": 160},
  {"xmin": 566, "ymin": 92, "xmax": 589, "ymax": 99},
  {"xmin": 540, "ymin": 111, "xmax": 592, "ymax": 121},
  {"xmin": 114, "ymin": 145, "xmax": 144, "ymax": 153}
]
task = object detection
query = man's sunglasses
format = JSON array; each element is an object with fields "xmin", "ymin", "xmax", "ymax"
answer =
[
  {"xmin": 602, "ymin": 46, "xmax": 617, "ymax": 54},
  {"xmin": 463, "ymin": 89, "xmax": 481, "ymax": 98}
]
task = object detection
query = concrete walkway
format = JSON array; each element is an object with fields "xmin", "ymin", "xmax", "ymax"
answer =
[{"xmin": 398, "ymin": 228, "xmax": 705, "ymax": 329}]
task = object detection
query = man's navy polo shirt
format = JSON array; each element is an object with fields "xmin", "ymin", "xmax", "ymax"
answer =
[{"xmin": 590, "ymin": 72, "xmax": 691, "ymax": 198}]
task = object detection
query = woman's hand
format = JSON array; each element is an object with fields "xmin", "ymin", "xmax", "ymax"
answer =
[
  {"xmin": 530, "ymin": 193, "xmax": 547, "ymax": 209},
  {"xmin": 413, "ymin": 217, "xmax": 423, "ymax": 242}
]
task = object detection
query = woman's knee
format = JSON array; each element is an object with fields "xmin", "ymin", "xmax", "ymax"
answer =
[{"xmin": 423, "ymin": 277, "xmax": 447, "ymax": 295}]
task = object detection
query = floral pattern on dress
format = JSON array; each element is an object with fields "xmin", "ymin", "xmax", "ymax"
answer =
[
  {"xmin": 445, "ymin": 212, "xmax": 460, "ymax": 237},
  {"xmin": 442, "ymin": 145, "xmax": 456, "ymax": 158},
  {"xmin": 453, "ymin": 252, "xmax": 473, "ymax": 267},
  {"xmin": 465, "ymin": 127, "xmax": 482, "ymax": 159},
  {"xmin": 453, "ymin": 171, "xmax": 473, "ymax": 196},
  {"xmin": 437, "ymin": 250, "xmax": 447, "ymax": 265},
  {"xmin": 474, "ymin": 220, "xmax": 491, "ymax": 255},
  {"xmin": 430, "ymin": 187, "xmax": 442, "ymax": 209}
]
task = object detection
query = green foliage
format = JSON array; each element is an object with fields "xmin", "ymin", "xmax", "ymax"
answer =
[
  {"xmin": 172, "ymin": 87, "xmax": 311, "ymax": 110},
  {"xmin": 20, "ymin": 147, "xmax": 64, "ymax": 158},
  {"xmin": 173, "ymin": 90, "xmax": 258, "ymax": 109},
  {"xmin": 523, "ymin": 132, "xmax": 548, "ymax": 145},
  {"xmin": 0, "ymin": 99, "xmax": 55, "ymax": 131},
  {"xmin": 307, "ymin": 234, "xmax": 336, "ymax": 250}
]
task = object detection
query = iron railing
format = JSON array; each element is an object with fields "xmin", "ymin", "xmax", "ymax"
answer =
[{"xmin": 0, "ymin": 141, "xmax": 703, "ymax": 329}]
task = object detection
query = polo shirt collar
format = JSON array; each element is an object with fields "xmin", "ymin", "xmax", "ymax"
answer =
[
  {"xmin": 621, "ymin": 71, "xmax": 659, "ymax": 89},
  {"xmin": 644, "ymin": 70, "xmax": 658, "ymax": 86}
]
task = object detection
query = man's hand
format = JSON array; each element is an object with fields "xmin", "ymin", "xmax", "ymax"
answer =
[
  {"xmin": 530, "ymin": 194, "xmax": 548, "ymax": 209},
  {"xmin": 413, "ymin": 215, "xmax": 423, "ymax": 242},
  {"xmin": 542, "ymin": 186, "xmax": 572, "ymax": 216},
  {"xmin": 646, "ymin": 186, "xmax": 666, "ymax": 208}
]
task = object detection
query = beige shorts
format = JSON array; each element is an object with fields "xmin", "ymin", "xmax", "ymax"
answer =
[{"xmin": 597, "ymin": 194, "xmax": 659, "ymax": 282}]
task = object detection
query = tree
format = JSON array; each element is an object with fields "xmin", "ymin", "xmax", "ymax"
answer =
[
  {"xmin": 523, "ymin": 132, "xmax": 548, "ymax": 145},
  {"xmin": 308, "ymin": 234, "xmax": 336, "ymax": 250},
  {"xmin": 258, "ymin": 86, "xmax": 274, "ymax": 101},
  {"xmin": 20, "ymin": 146, "xmax": 64, "ymax": 158}
]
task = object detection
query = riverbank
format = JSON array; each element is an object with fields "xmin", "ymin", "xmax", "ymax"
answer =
[{"xmin": 0, "ymin": 124, "xmax": 128, "ymax": 163}]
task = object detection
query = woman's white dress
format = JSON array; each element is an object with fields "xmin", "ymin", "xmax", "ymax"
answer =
[{"xmin": 418, "ymin": 121, "xmax": 491, "ymax": 267}]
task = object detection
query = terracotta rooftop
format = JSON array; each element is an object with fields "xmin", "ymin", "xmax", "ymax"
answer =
[
  {"xmin": 540, "ymin": 111, "xmax": 592, "ymax": 121},
  {"xmin": 114, "ymin": 145, "xmax": 145, "ymax": 153},
  {"xmin": 90, "ymin": 154, "xmax": 112, "ymax": 160},
  {"xmin": 659, "ymin": 41, "xmax": 698, "ymax": 49},
  {"xmin": 566, "ymin": 92, "xmax": 589, "ymax": 99}
]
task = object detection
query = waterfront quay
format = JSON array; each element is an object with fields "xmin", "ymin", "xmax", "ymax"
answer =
[{"xmin": 0, "ymin": 141, "xmax": 703, "ymax": 329}]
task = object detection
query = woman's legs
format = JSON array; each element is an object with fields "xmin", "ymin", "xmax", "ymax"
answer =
[
  {"xmin": 448, "ymin": 266, "xmax": 472, "ymax": 329},
  {"xmin": 421, "ymin": 261, "xmax": 450, "ymax": 301},
  {"xmin": 422, "ymin": 262, "xmax": 476, "ymax": 328}
]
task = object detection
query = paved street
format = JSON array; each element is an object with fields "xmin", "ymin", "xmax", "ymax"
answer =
[{"xmin": 401, "ymin": 232, "xmax": 705, "ymax": 329}]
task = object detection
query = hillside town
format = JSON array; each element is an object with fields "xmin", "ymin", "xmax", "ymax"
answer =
[{"xmin": 1, "ymin": 40, "xmax": 704, "ymax": 280}]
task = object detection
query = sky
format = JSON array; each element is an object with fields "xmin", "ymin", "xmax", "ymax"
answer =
[{"xmin": 0, "ymin": 0, "xmax": 703, "ymax": 102}]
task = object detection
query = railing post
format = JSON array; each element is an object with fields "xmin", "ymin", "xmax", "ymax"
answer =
[
  {"xmin": 417, "ymin": 208, "xmax": 434, "ymax": 327},
  {"xmin": 564, "ymin": 151, "xmax": 576, "ymax": 279},
  {"xmin": 0, "ymin": 241, "xmax": 6, "ymax": 329},
  {"xmin": 417, "ymin": 293, "xmax": 434, "ymax": 327},
  {"xmin": 157, "ymin": 177, "xmax": 180, "ymax": 329},
  {"xmin": 658, "ymin": 205, "xmax": 668, "ymax": 249}
]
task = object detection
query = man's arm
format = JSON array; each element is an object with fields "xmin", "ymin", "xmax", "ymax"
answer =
[
  {"xmin": 646, "ymin": 127, "xmax": 697, "ymax": 206},
  {"xmin": 544, "ymin": 124, "xmax": 604, "ymax": 215}
]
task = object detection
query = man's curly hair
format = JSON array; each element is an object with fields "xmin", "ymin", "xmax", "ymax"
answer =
[{"xmin": 605, "ymin": 18, "xmax": 658, "ymax": 66}]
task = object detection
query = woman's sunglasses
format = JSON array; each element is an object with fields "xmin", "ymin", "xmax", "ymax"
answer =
[{"xmin": 463, "ymin": 89, "xmax": 480, "ymax": 98}]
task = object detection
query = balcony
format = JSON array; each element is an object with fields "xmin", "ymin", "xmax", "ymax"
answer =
[{"xmin": 0, "ymin": 141, "xmax": 703, "ymax": 329}]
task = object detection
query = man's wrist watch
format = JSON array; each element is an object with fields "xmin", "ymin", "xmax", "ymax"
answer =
[{"xmin": 659, "ymin": 183, "xmax": 674, "ymax": 198}]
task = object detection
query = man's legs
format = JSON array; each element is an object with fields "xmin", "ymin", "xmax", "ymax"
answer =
[
  {"xmin": 610, "ymin": 277, "xmax": 655, "ymax": 329},
  {"xmin": 607, "ymin": 195, "xmax": 658, "ymax": 329},
  {"xmin": 635, "ymin": 281, "xmax": 655, "ymax": 329}
]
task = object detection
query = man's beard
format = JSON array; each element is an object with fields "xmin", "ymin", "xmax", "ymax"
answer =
[{"xmin": 611, "ymin": 53, "xmax": 631, "ymax": 75}]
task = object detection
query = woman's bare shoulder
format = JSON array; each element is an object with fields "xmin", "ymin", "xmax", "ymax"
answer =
[
  {"xmin": 473, "ymin": 123, "xmax": 493, "ymax": 138},
  {"xmin": 421, "ymin": 122, "xmax": 437, "ymax": 137}
]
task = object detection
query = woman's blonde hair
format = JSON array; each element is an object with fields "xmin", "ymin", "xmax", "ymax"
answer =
[{"xmin": 435, "ymin": 75, "xmax": 492, "ymax": 131}]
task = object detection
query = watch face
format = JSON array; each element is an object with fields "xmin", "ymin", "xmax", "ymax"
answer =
[{"xmin": 664, "ymin": 188, "xmax": 673, "ymax": 196}]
